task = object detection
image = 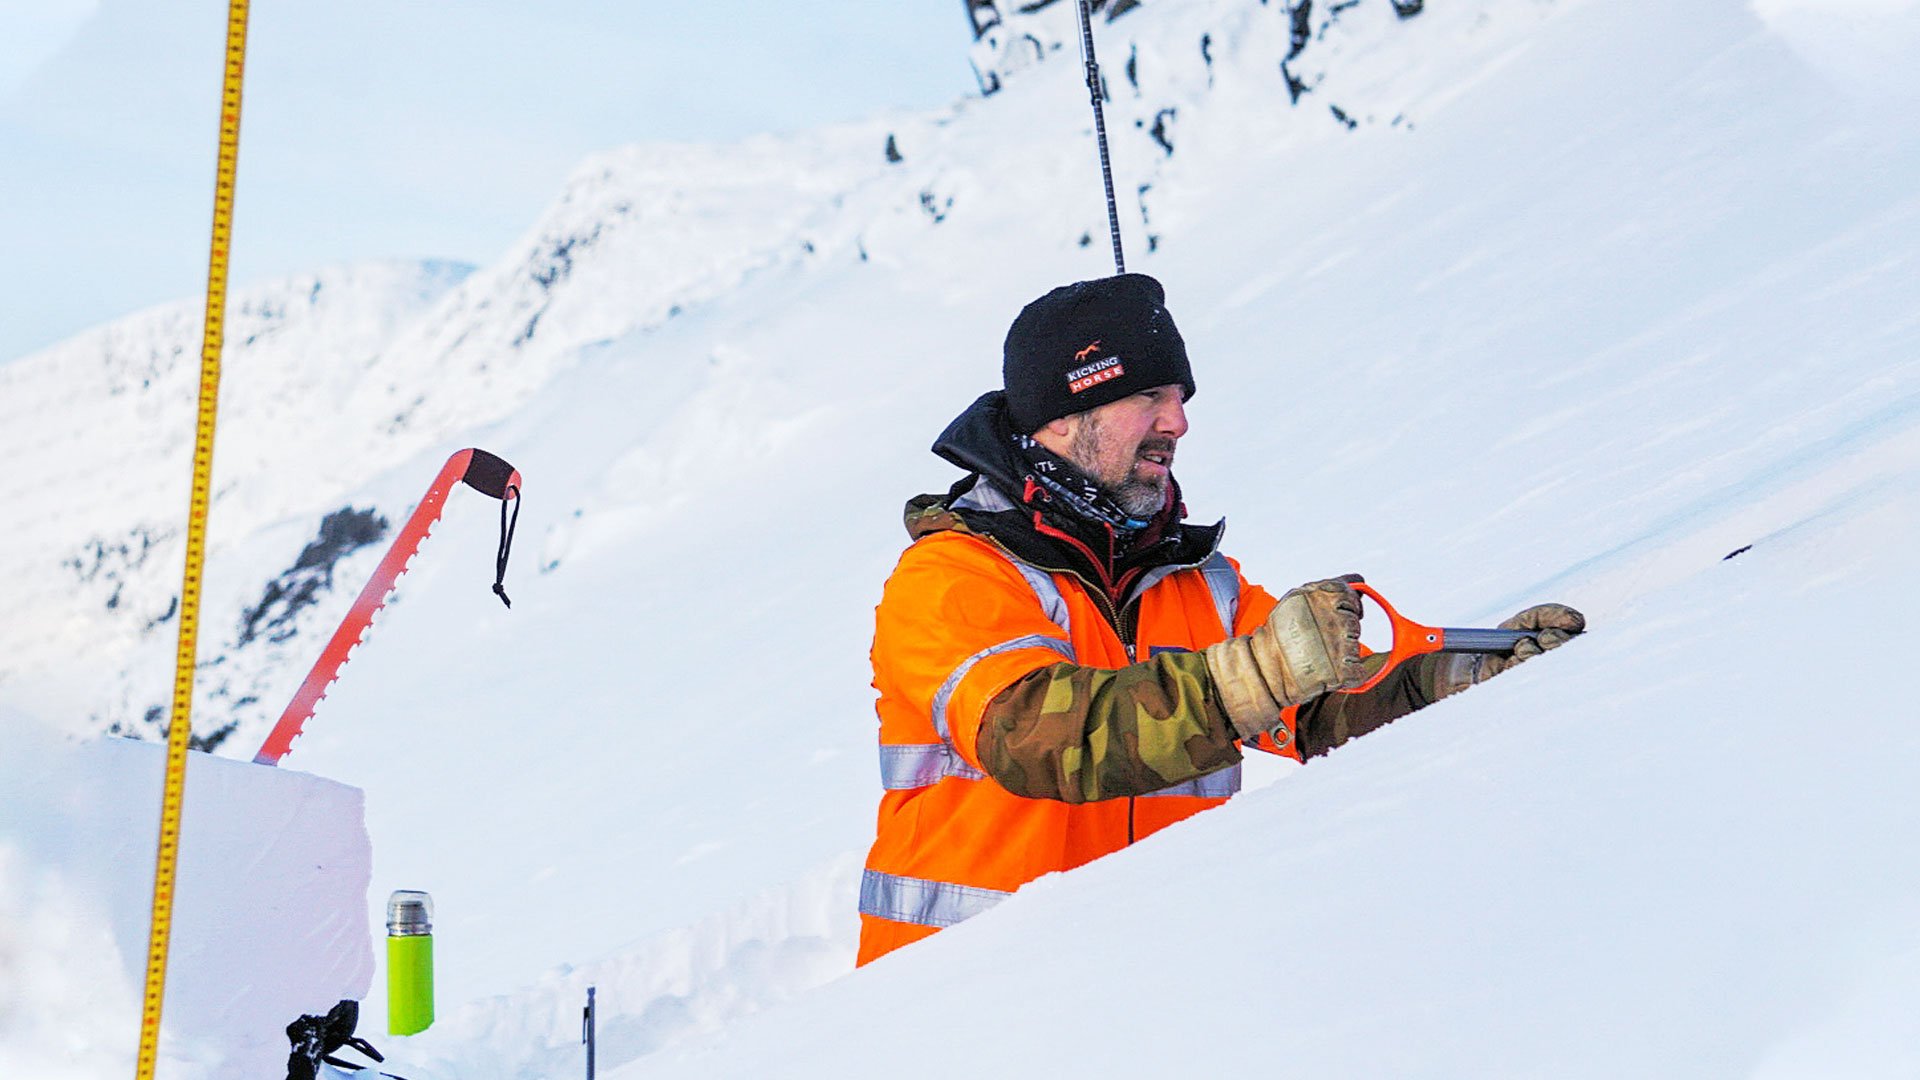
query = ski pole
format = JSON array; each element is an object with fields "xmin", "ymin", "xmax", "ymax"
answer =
[
  {"xmin": 582, "ymin": 986, "xmax": 597, "ymax": 1080},
  {"xmin": 1074, "ymin": 0, "xmax": 1126, "ymax": 274},
  {"xmin": 1341, "ymin": 583, "xmax": 1540, "ymax": 694}
]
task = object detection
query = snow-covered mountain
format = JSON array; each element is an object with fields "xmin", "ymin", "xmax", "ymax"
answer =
[
  {"xmin": 0, "ymin": 118, "xmax": 936, "ymax": 751},
  {"xmin": 0, "ymin": 0, "xmax": 1462, "ymax": 757},
  {"xmin": 5, "ymin": 0, "xmax": 1919, "ymax": 1075}
]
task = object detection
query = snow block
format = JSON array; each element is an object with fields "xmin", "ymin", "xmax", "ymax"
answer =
[{"xmin": 0, "ymin": 717, "xmax": 372, "ymax": 1079}]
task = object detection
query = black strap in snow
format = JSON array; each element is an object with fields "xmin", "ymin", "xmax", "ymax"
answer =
[{"xmin": 285, "ymin": 1000, "xmax": 407, "ymax": 1080}]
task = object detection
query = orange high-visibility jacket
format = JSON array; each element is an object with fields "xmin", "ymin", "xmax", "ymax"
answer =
[{"xmin": 857, "ymin": 525, "xmax": 1284, "ymax": 965}]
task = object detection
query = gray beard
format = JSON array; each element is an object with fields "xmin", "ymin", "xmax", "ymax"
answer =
[
  {"xmin": 1111, "ymin": 475, "xmax": 1169, "ymax": 519},
  {"xmin": 1066, "ymin": 417, "xmax": 1169, "ymax": 521}
]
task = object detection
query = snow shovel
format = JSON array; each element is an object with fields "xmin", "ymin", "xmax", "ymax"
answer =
[{"xmin": 1342, "ymin": 583, "xmax": 1543, "ymax": 694}]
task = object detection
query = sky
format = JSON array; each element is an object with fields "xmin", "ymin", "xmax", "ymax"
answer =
[{"xmin": 0, "ymin": 0, "xmax": 977, "ymax": 363}]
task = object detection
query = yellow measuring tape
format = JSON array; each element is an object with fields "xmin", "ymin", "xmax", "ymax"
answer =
[{"xmin": 135, "ymin": 2, "xmax": 250, "ymax": 1076}]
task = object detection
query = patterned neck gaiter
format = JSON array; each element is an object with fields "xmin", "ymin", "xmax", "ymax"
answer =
[{"xmin": 1007, "ymin": 428, "xmax": 1158, "ymax": 536}]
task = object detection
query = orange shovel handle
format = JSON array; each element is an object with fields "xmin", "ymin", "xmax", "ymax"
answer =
[
  {"xmin": 1341, "ymin": 583, "xmax": 1447, "ymax": 695},
  {"xmin": 1337, "ymin": 584, "xmax": 1538, "ymax": 694}
]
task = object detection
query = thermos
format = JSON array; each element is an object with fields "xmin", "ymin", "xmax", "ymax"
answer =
[{"xmin": 387, "ymin": 890, "xmax": 434, "ymax": 1036}]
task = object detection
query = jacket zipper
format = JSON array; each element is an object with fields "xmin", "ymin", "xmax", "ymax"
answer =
[
  {"xmin": 981, "ymin": 534, "xmax": 1222, "ymax": 848},
  {"xmin": 1120, "ymin": 597, "xmax": 1141, "ymax": 845},
  {"xmin": 988, "ymin": 536, "xmax": 1172, "ymax": 845},
  {"xmin": 981, "ymin": 536, "xmax": 1204, "ymax": 656}
]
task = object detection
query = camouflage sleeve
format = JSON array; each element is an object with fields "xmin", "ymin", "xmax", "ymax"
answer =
[
  {"xmin": 1292, "ymin": 653, "xmax": 1444, "ymax": 759},
  {"xmin": 975, "ymin": 650, "xmax": 1244, "ymax": 803}
]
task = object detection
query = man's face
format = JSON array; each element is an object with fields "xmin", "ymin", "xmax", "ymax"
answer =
[{"xmin": 1040, "ymin": 384, "xmax": 1189, "ymax": 518}]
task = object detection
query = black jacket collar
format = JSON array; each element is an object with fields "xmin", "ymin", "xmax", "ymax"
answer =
[{"xmin": 917, "ymin": 391, "xmax": 1223, "ymax": 605}]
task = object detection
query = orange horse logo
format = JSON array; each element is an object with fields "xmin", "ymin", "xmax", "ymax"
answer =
[{"xmin": 1074, "ymin": 340, "xmax": 1103, "ymax": 362}]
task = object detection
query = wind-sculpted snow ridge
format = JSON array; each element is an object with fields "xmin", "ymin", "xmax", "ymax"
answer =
[
  {"xmin": 1750, "ymin": 0, "xmax": 1920, "ymax": 103},
  {"xmin": 376, "ymin": 854, "xmax": 860, "ymax": 1080},
  {"xmin": 341, "ymin": 124, "xmax": 918, "ymax": 450}
]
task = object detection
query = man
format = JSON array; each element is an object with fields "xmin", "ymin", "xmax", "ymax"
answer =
[{"xmin": 858, "ymin": 274, "xmax": 1582, "ymax": 965}]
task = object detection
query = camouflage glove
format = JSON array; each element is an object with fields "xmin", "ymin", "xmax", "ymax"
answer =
[
  {"xmin": 1428, "ymin": 603, "xmax": 1586, "ymax": 700},
  {"xmin": 1204, "ymin": 575, "xmax": 1368, "ymax": 741}
]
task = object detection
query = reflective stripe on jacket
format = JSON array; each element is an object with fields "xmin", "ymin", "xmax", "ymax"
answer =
[{"xmin": 857, "ymin": 529, "xmax": 1282, "ymax": 965}]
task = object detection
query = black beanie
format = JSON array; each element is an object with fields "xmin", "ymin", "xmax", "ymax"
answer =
[{"xmin": 1001, "ymin": 273, "xmax": 1195, "ymax": 434}]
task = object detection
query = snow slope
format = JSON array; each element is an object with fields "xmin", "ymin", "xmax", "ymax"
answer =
[
  {"xmin": 5, "ymin": 0, "xmax": 1918, "ymax": 1074},
  {"xmin": 635, "ymin": 484, "xmax": 1920, "ymax": 1079}
]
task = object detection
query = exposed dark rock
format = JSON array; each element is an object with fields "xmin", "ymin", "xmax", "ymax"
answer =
[
  {"xmin": 189, "ymin": 720, "xmax": 237, "ymax": 753},
  {"xmin": 528, "ymin": 224, "xmax": 606, "ymax": 292},
  {"xmin": 236, "ymin": 507, "xmax": 389, "ymax": 648},
  {"xmin": 144, "ymin": 596, "xmax": 179, "ymax": 633},
  {"xmin": 1282, "ymin": 60, "xmax": 1313, "ymax": 103},
  {"xmin": 65, "ymin": 525, "xmax": 176, "ymax": 627},
  {"xmin": 66, "ymin": 526, "xmax": 167, "ymax": 584},
  {"xmin": 966, "ymin": 0, "xmax": 1001, "ymax": 39},
  {"xmin": 1149, "ymin": 108, "xmax": 1177, "ymax": 155},
  {"xmin": 885, "ymin": 134, "xmax": 904, "ymax": 163}
]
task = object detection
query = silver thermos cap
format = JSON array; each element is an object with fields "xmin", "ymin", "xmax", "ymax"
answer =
[{"xmin": 387, "ymin": 890, "xmax": 433, "ymax": 937}]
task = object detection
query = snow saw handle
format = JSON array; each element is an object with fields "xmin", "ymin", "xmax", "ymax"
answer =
[
  {"xmin": 1341, "ymin": 583, "xmax": 1537, "ymax": 695},
  {"xmin": 460, "ymin": 448, "xmax": 521, "ymax": 501}
]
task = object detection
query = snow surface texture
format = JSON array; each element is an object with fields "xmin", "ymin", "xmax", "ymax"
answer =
[
  {"xmin": 1750, "ymin": 0, "xmax": 1920, "ymax": 103},
  {"xmin": 0, "ymin": 714, "xmax": 371, "ymax": 1079},
  {"xmin": 4, "ymin": 0, "xmax": 1919, "ymax": 1074}
]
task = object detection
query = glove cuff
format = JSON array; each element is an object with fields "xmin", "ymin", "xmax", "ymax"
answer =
[
  {"xmin": 1424, "ymin": 652, "xmax": 1483, "ymax": 702},
  {"xmin": 1203, "ymin": 636, "xmax": 1285, "ymax": 742}
]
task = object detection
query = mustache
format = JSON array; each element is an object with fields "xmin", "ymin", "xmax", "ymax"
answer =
[{"xmin": 1136, "ymin": 436, "xmax": 1177, "ymax": 456}]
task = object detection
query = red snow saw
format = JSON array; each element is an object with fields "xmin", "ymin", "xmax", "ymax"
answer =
[{"xmin": 253, "ymin": 448, "xmax": 522, "ymax": 766}]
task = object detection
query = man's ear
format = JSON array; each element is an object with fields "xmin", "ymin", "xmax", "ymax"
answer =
[{"xmin": 1029, "ymin": 413, "xmax": 1076, "ymax": 454}]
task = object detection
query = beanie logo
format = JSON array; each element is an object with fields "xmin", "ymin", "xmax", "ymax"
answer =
[
  {"xmin": 1067, "ymin": 354, "xmax": 1125, "ymax": 394},
  {"xmin": 1066, "ymin": 340, "xmax": 1124, "ymax": 394}
]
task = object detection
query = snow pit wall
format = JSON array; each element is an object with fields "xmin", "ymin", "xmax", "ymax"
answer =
[{"xmin": 0, "ymin": 718, "xmax": 373, "ymax": 1080}]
